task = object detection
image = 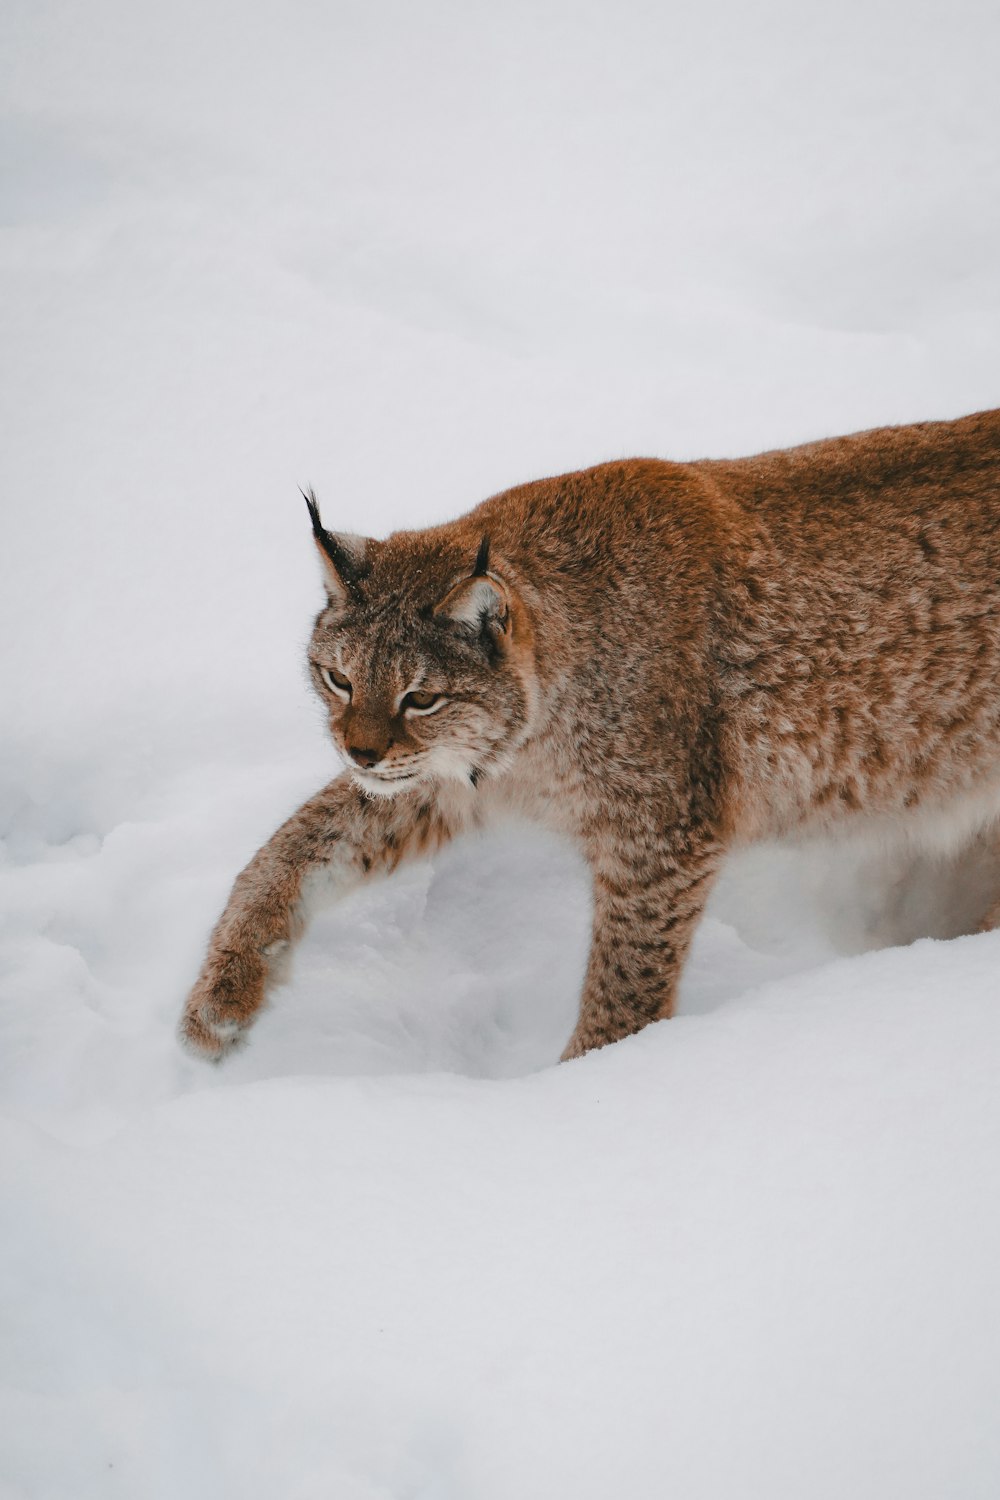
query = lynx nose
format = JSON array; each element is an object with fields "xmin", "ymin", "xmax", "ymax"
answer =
[{"xmin": 348, "ymin": 746, "xmax": 382, "ymax": 769}]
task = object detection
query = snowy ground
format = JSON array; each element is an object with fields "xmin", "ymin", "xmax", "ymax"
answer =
[{"xmin": 2, "ymin": 2, "xmax": 1000, "ymax": 1495}]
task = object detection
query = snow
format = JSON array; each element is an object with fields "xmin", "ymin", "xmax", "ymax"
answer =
[{"xmin": 2, "ymin": 1, "xmax": 1000, "ymax": 1495}]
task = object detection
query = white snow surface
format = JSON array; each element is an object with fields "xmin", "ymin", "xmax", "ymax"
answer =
[{"xmin": 2, "ymin": 2, "xmax": 1000, "ymax": 1495}]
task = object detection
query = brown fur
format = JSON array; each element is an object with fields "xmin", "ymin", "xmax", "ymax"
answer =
[{"xmin": 180, "ymin": 408, "xmax": 1000, "ymax": 1062}]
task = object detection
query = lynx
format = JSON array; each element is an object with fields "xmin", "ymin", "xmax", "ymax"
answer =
[{"xmin": 181, "ymin": 408, "xmax": 1000, "ymax": 1063}]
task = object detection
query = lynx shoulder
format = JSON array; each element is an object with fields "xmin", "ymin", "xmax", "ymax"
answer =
[{"xmin": 181, "ymin": 408, "xmax": 1000, "ymax": 1062}]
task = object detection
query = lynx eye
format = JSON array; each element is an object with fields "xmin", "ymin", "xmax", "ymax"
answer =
[
  {"xmin": 320, "ymin": 665, "xmax": 352, "ymax": 699},
  {"xmin": 402, "ymin": 689, "xmax": 446, "ymax": 715}
]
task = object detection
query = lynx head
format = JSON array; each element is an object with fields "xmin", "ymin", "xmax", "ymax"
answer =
[{"xmin": 303, "ymin": 491, "xmax": 540, "ymax": 797}]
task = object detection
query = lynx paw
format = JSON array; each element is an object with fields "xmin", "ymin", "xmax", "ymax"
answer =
[
  {"xmin": 560, "ymin": 1026, "xmax": 610, "ymax": 1062},
  {"xmin": 560, "ymin": 1009, "xmax": 658, "ymax": 1061},
  {"xmin": 178, "ymin": 1008, "xmax": 244, "ymax": 1061},
  {"xmin": 178, "ymin": 962, "xmax": 264, "ymax": 1062}
]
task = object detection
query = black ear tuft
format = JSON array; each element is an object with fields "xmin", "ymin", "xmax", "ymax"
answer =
[
  {"xmin": 300, "ymin": 486, "xmax": 368, "ymax": 593},
  {"xmin": 472, "ymin": 534, "xmax": 490, "ymax": 577},
  {"xmin": 301, "ymin": 485, "xmax": 324, "ymax": 541},
  {"xmin": 301, "ymin": 485, "xmax": 342, "ymax": 574}
]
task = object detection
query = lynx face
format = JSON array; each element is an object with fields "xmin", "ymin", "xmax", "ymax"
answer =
[{"xmin": 304, "ymin": 504, "xmax": 538, "ymax": 798}]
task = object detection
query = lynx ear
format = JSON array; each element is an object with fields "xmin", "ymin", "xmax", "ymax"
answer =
[
  {"xmin": 301, "ymin": 488, "xmax": 369, "ymax": 602},
  {"xmin": 433, "ymin": 535, "xmax": 509, "ymax": 639}
]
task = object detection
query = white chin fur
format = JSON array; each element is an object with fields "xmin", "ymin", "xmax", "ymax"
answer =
[
  {"xmin": 428, "ymin": 747, "xmax": 481, "ymax": 785},
  {"xmin": 351, "ymin": 769, "xmax": 421, "ymax": 799}
]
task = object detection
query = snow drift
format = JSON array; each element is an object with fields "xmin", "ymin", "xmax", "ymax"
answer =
[{"xmin": 2, "ymin": 1, "xmax": 999, "ymax": 1495}]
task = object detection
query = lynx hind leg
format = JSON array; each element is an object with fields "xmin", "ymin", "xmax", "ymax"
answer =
[
  {"xmin": 965, "ymin": 828, "xmax": 1000, "ymax": 930},
  {"xmin": 978, "ymin": 895, "xmax": 1000, "ymax": 934}
]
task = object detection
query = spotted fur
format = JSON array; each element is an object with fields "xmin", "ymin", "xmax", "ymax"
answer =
[{"xmin": 181, "ymin": 407, "xmax": 1000, "ymax": 1062}]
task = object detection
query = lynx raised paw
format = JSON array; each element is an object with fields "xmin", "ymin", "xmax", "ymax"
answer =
[
  {"xmin": 178, "ymin": 959, "xmax": 265, "ymax": 1061},
  {"xmin": 178, "ymin": 1006, "xmax": 246, "ymax": 1061}
]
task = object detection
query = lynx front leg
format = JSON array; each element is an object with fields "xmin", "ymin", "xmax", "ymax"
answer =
[
  {"xmin": 562, "ymin": 828, "xmax": 721, "ymax": 1060},
  {"xmin": 180, "ymin": 773, "xmax": 455, "ymax": 1060}
]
